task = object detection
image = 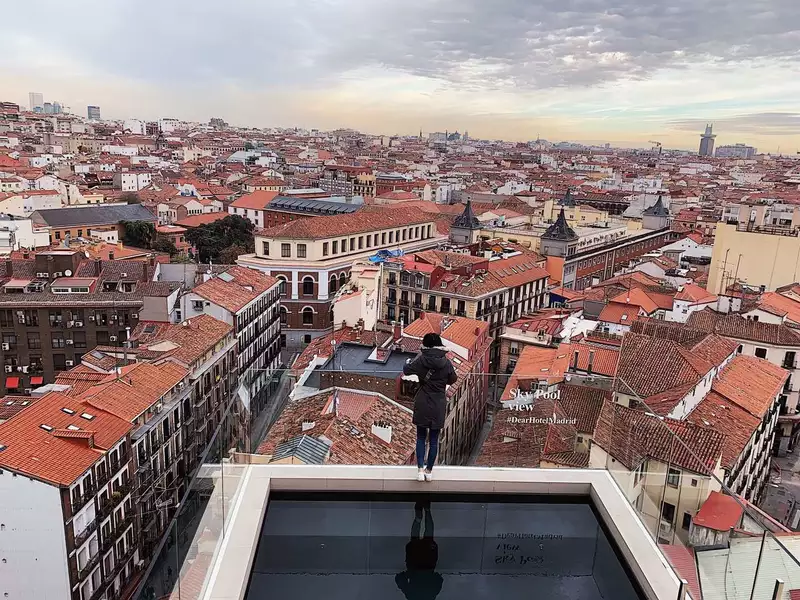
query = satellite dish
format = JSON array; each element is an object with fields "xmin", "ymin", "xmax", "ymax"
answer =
[{"xmin": 64, "ymin": 269, "xmax": 72, "ymax": 277}]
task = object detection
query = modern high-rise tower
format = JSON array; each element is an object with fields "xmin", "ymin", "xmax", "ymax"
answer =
[
  {"xmin": 87, "ymin": 105, "xmax": 101, "ymax": 120},
  {"xmin": 699, "ymin": 124, "xmax": 716, "ymax": 157},
  {"xmin": 28, "ymin": 92, "xmax": 43, "ymax": 111}
]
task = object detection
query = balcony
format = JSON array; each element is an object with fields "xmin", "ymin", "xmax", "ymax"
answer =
[
  {"xmin": 114, "ymin": 515, "xmax": 133, "ymax": 539},
  {"xmin": 74, "ymin": 518, "xmax": 98, "ymax": 548},
  {"xmin": 78, "ymin": 550, "xmax": 100, "ymax": 581}
]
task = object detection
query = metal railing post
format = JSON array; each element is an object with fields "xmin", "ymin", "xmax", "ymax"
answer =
[{"xmin": 772, "ymin": 579, "xmax": 785, "ymax": 600}]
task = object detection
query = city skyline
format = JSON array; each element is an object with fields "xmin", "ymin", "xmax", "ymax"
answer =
[{"xmin": 2, "ymin": 0, "xmax": 800, "ymax": 151}]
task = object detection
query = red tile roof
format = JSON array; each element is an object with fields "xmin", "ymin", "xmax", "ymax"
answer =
[
  {"xmin": 687, "ymin": 309, "xmax": 800, "ymax": 345},
  {"xmin": 598, "ymin": 301, "xmax": 643, "ymax": 325},
  {"xmin": 173, "ymin": 212, "xmax": 229, "ymax": 228},
  {"xmin": 693, "ymin": 491, "xmax": 743, "ymax": 531},
  {"xmin": 0, "ymin": 391, "xmax": 132, "ymax": 486},
  {"xmin": 191, "ymin": 266, "xmax": 279, "ymax": 314},
  {"xmin": 257, "ymin": 388, "xmax": 415, "ymax": 465},
  {"xmin": 659, "ymin": 545, "xmax": 702, "ymax": 600},
  {"xmin": 130, "ymin": 314, "xmax": 233, "ymax": 367},
  {"xmin": 230, "ymin": 190, "xmax": 279, "ymax": 210},
  {"xmin": 256, "ymin": 205, "xmax": 437, "ymax": 240},
  {"xmin": 594, "ymin": 403, "xmax": 725, "ymax": 473},
  {"xmin": 77, "ymin": 362, "xmax": 187, "ymax": 422},
  {"xmin": 403, "ymin": 313, "xmax": 489, "ymax": 353}
]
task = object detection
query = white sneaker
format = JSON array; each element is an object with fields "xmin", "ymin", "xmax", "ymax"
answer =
[
  {"xmin": 417, "ymin": 468, "xmax": 425, "ymax": 481},
  {"xmin": 424, "ymin": 470, "xmax": 433, "ymax": 482}
]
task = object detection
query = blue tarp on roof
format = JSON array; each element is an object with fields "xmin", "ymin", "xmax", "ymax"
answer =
[{"xmin": 368, "ymin": 249, "xmax": 404, "ymax": 263}]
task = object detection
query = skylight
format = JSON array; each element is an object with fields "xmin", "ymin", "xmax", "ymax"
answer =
[
  {"xmin": 67, "ymin": 425, "xmax": 80, "ymax": 431},
  {"xmin": 40, "ymin": 424, "xmax": 53, "ymax": 432},
  {"xmin": 61, "ymin": 407, "xmax": 75, "ymax": 415},
  {"xmin": 80, "ymin": 412, "xmax": 95, "ymax": 420},
  {"xmin": 218, "ymin": 272, "xmax": 234, "ymax": 282}
]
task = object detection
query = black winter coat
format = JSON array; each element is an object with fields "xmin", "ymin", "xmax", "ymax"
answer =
[{"xmin": 403, "ymin": 347, "xmax": 457, "ymax": 430}]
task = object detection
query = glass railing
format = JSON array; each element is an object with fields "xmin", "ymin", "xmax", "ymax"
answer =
[{"xmin": 130, "ymin": 363, "xmax": 800, "ymax": 600}]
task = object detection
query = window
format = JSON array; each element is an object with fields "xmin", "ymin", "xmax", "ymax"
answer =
[
  {"xmin": 280, "ymin": 334, "xmax": 286, "ymax": 347},
  {"xmin": 262, "ymin": 241, "xmax": 269, "ymax": 256},
  {"xmin": 682, "ymin": 513, "xmax": 692, "ymax": 531},
  {"xmin": 339, "ymin": 272, "xmax": 347, "ymax": 289},
  {"xmin": 27, "ymin": 332, "xmax": 41, "ymax": 350},
  {"xmin": 281, "ymin": 243, "xmax": 291, "ymax": 258},
  {"xmin": 297, "ymin": 244, "xmax": 307, "ymax": 258},
  {"xmin": 381, "ymin": 232, "xmax": 386, "ymax": 245},
  {"xmin": 666, "ymin": 467, "xmax": 680, "ymax": 488},
  {"xmin": 303, "ymin": 334, "xmax": 312, "ymax": 344},
  {"xmin": 389, "ymin": 231, "xmax": 394, "ymax": 244},
  {"xmin": 302, "ymin": 307, "xmax": 314, "ymax": 325},
  {"xmin": 332, "ymin": 240, "xmax": 338, "ymax": 254},
  {"xmin": 737, "ymin": 344, "xmax": 743, "ymax": 354},
  {"xmin": 279, "ymin": 308, "xmax": 287, "ymax": 324},
  {"xmin": 661, "ymin": 501, "xmax": 676, "ymax": 524},
  {"xmin": 358, "ymin": 236, "xmax": 364, "ymax": 249},
  {"xmin": 322, "ymin": 242, "xmax": 329, "ymax": 256},
  {"xmin": 2, "ymin": 334, "xmax": 16, "ymax": 349},
  {"xmin": 277, "ymin": 276, "xmax": 287, "ymax": 295},
  {"xmin": 302, "ymin": 277, "xmax": 314, "ymax": 295},
  {"xmin": 329, "ymin": 275, "xmax": 338, "ymax": 293},
  {"xmin": 755, "ymin": 347, "xmax": 767, "ymax": 359},
  {"xmin": 51, "ymin": 332, "xmax": 66, "ymax": 349},
  {"xmin": 73, "ymin": 331, "xmax": 87, "ymax": 349},
  {"xmin": 350, "ymin": 238, "xmax": 355, "ymax": 251}
]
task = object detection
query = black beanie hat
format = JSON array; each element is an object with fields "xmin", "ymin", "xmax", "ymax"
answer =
[{"xmin": 422, "ymin": 333, "xmax": 443, "ymax": 348}]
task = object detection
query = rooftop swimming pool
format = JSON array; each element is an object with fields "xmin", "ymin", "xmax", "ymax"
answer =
[{"xmin": 244, "ymin": 491, "xmax": 646, "ymax": 600}]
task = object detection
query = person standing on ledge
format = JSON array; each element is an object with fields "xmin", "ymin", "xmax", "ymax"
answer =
[{"xmin": 403, "ymin": 332, "xmax": 457, "ymax": 482}]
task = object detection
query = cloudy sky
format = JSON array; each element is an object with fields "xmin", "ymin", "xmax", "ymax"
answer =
[{"xmin": 2, "ymin": 0, "xmax": 799, "ymax": 150}]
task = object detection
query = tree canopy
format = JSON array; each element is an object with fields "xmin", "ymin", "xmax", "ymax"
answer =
[
  {"xmin": 120, "ymin": 220, "xmax": 156, "ymax": 248},
  {"xmin": 185, "ymin": 214, "xmax": 255, "ymax": 263}
]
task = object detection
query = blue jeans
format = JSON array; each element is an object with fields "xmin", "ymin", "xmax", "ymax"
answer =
[{"xmin": 416, "ymin": 426, "xmax": 440, "ymax": 470}]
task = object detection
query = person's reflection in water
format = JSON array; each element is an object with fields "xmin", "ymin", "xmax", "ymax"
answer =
[{"xmin": 395, "ymin": 499, "xmax": 443, "ymax": 600}]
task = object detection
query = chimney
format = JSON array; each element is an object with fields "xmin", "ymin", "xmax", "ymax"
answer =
[
  {"xmin": 140, "ymin": 262, "xmax": 149, "ymax": 282},
  {"xmin": 22, "ymin": 249, "xmax": 29, "ymax": 260},
  {"xmin": 587, "ymin": 350, "xmax": 595, "ymax": 375},
  {"xmin": 392, "ymin": 320, "xmax": 401, "ymax": 341},
  {"xmin": 4, "ymin": 258, "xmax": 11, "ymax": 277},
  {"xmin": 117, "ymin": 241, "xmax": 123, "ymax": 251},
  {"xmin": 371, "ymin": 421, "xmax": 393, "ymax": 444},
  {"xmin": 94, "ymin": 258, "xmax": 102, "ymax": 276},
  {"xmin": 109, "ymin": 251, "xmax": 115, "ymax": 260}
]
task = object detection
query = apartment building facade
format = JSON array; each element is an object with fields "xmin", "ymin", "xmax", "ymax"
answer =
[
  {"xmin": 0, "ymin": 314, "xmax": 239, "ymax": 600},
  {"xmin": 178, "ymin": 266, "xmax": 282, "ymax": 423},
  {"xmin": 381, "ymin": 245, "xmax": 549, "ymax": 364},
  {"xmin": 0, "ymin": 252, "xmax": 174, "ymax": 395},
  {"xmin": 239, "ymin": 206, "xmax": 442, "ymax": 351}
]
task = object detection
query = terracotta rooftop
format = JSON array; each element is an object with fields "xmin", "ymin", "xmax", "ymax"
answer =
[
  {"xmin": 130, "ymin": 314, "xmax": 233, "ymax": 367},
  {"xmin": 256, "ymin": 388, "xmax": 415, "ymax": 465},
  {"xmin": 256, "ymin": 205, "xmax": 437, "ymax": 240},
  {"xmin": 0, "ymin": 391, "xmax": 131, "ymax": 486},
  {"xmin": 191, "ymin": 265, "xmax": 279, "ymax": 314},
  {"xmin": 687, "ymin": 309, "xmax": 800, "ymax": 346}
]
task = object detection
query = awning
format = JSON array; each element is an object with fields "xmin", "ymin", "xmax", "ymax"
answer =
[
  {"xmin": 6, "ymin": 377, "xmax": 19, "ymax": 389},
  {"xmin": 30, "ymin": 376, "xmax": 43, "ymax": 385}
]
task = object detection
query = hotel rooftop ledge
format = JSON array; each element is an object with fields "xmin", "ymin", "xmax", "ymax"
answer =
[{"xmin": 187, "ymin": 465, "xmax": 688, "ymax": 600}]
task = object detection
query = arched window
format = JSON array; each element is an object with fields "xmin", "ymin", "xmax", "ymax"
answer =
[
  {"xmin": 302, "ymin": 276, "xmax": 315, "ymax": 296},
  {"xmin": 339, "ymin": 272, "xmax": 347, "ymax": 289},
  {"xmin": 279, "ymin": 307, "xmax": 287, "ymax": 324},
  {"xmin": 276, "ymin": 275, "xmax": 287, "ymax": 296},
  {"xmin": 302, "ymin": 307, "xmax": 314, "ymax": 325},
  {"xmin": 329, "ymin": 274, "xmax": 338, "ymax": 293}
]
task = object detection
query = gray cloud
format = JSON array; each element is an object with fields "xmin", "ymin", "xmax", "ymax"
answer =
[
  {"xmin": 669, "ymin": 113, "xmax": 800, "ymax": 135},
  {"xmin": 1, "ymin": 0, "xmax": 798, "ymax": 93}
]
